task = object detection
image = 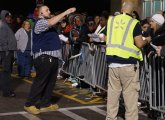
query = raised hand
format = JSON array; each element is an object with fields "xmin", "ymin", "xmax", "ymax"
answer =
[{"xmin": 65, "ymin": 7, "xmax": 76, "ymax": 15}]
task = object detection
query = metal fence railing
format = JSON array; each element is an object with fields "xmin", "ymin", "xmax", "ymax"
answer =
[
  {"xmin": 62, "ymin": 42, "xmax": 108, "ymax": 90},
  {"xmin": 61, "ymin": 42, "xmax": 165, "ymax": 119},
  {"xmin": 148, "ymin": 53, "xmax": 165, "ymax": 119},
  {"xmin": 139, "ymin": 54, "xmax": 150, "ymax": 102}
]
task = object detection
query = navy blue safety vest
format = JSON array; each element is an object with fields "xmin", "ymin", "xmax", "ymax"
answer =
[{"xmin": 32, "ymin": 19, "xmax": 61, "ymax": 53}]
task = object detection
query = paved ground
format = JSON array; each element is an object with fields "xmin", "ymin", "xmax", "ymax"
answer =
[{"xmin": 0, "ymin": 66, "xmax": 154, "ymax": 120}]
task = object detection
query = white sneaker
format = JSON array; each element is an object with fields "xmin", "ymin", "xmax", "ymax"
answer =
[
  {"xmin": 72, "ymin": 83, "xmax": 78, "ymax": 87},
  {"xmin": 57, "ymin": 75, "xmax": 63, "ymax": 79},
  {"xmin": 138, "ymin": 102, "xmax": 141, "ymax": 107}
]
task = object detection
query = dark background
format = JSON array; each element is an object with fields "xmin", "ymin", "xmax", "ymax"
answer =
[{"xmin": 0, "ymin": 0, "xmax": 110, "ymax": 17}]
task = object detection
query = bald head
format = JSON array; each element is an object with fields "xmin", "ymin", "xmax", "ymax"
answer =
[
  {"xmin": 38, "ymin": 5, "xmax": 47, "ymax": 15},
  {"xmin": 121, "ymin": 2, "xmax": 134, "ymax": 14},
  {"xmin": 38, "ymin": 5, "xmax": 51, "ymax": 18}
]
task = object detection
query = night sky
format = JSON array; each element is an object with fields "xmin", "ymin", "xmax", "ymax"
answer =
[{"xmin": 0, "ymin": 0, "xmax": 110, "ymax": 17}]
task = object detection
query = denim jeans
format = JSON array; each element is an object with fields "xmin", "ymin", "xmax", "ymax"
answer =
[{"xmin": 17, "ymin": 51, "xmax": 32, "ymax": 77}]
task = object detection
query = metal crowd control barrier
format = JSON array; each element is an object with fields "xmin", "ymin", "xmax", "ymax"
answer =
[
  {"xmin": 62, "ymin": 43, "xmax": 81, "ymax": 77},
  {"xmin": 148, "ymin": 53, "xmax": 165, "ymax": 119},
  {"xmin": 61, "ymin": 43, "xmax": 70, "ymax": 63},
  {"xmin": 139, "ymin": 54, "xmax": 150, "ymax": 102},
  {"xmin": 62, "ymin": 42, "xmax": 165, "ymax": 119},
  {"xmin": 90, "ymin": 44, "xmax": 108, "ymax": 91},
  {"xmin": 62, "ymin": 42, "xmax": 108, "ymax": 91},
  {"xmin": 77, "ymin": 43, "xmax": 95, "ymax": 87}
]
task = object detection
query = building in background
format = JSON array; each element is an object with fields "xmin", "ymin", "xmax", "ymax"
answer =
[
  {"xmin": 110, "ymin": 0, "xmax": 165, "ymax": 19},
  {"xmin": 143, "ymin": 0, "xmax": 165, "ymax": 18},
  {"xmin": 110, "ymin": 0, "xmax": 143, "ymax": 17}
]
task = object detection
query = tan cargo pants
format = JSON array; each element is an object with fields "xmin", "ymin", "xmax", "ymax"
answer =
[{"xmin": 106, "ymin": 64, "xmax": 140, "ymax": 120}]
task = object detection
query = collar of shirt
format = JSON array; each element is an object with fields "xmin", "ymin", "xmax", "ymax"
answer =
[
  {"xmin": 38, "ymin": 16, "xmax": 44, "ymax": 19},
  {"xmin": 121, "ymin": 12, "xmax": 133, "ymax": 18}
]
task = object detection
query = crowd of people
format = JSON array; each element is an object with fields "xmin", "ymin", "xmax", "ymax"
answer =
[{"xmin": 0, "ymin": 1, "xmax": 165, "ymax": 119}]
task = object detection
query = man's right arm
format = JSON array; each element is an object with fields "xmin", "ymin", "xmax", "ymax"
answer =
[
  {"xmin": 34, "ymin": 7, "xmax": 76, "ymax": 34},
  {"xmin": 48, "ymin": 7, "xmax": 76, "ymax": 27}
]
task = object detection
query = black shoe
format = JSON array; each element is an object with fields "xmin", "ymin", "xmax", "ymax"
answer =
[{"xmin": 3, "ymin": 91, "xmax": 16, "ymax": 97}]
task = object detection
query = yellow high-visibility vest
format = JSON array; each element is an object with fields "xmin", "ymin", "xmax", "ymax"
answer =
[{"xmin": 106, "ymin": 14, "xmax": 143, "ymax": 61}]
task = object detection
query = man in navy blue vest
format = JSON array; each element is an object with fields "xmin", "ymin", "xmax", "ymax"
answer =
[{"xmin": 24, "ymin": 5, "xmax": 76, "ymax": 115}]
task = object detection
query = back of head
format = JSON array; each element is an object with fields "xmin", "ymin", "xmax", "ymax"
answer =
[
  {"xmin": 100, "ymin": 11, "xmax": 109, "ymax": 20},
  {"xmin": 0, "ymin": 10, "xmax": 11, "ymax": 21},
  {"xmin": 121, "ymin": 2, "xmax": 134, "ymax": 14},
  {"xmin": 132, "ymin": 11, "xmax": 140, "ymax": 21}
]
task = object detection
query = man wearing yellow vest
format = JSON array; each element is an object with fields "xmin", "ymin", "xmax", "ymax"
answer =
[{"xmin": 104, "ymin": 2, "xmax": 151, "ymax": 120}]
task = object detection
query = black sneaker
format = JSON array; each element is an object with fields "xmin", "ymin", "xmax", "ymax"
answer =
[{"xmin": 3, "ymin": 91, "xmax": 16, "ymax": 97}]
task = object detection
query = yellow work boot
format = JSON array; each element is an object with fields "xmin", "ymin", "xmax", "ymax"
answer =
[
  {"xmin": 31, "ymin": 72, "xmax": 36, "ymax": 78},
  {"xmin": 40, "ymin": 104, "xmax": 59, "ymax": 112},
  {"xmin": 24, "ymin": 106, "xmax": 40, "ymax": 115}
]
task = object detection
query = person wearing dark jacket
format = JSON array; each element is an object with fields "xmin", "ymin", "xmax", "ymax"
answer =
[
  {"xmin": 147, "ymin": 14, "xmax": 165, "ymax": 56},
  {"xmin": 156, "ymin": 45, "xmax": 165, "ymax": 56},
  {"xmin": 0, "ymin": 10, "xmax": 17, "ymax": 97},
  {"xmin": 69, "ymin": 14, "xmax": 89, "ymax": 55},
  {"xmin": 150, "ymin": 14, "xmax": 165, "ymax": 46}
]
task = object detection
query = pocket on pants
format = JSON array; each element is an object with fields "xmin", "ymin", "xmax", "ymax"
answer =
[
  {"xmin": 122, "ymin": 65, "xmax": 140, "ymax": 92},
  {"xmin": 132, "ymin": 67, "xmax": 140, "ymax": 92}
]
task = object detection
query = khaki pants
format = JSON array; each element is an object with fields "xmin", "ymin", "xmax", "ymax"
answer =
[{"xmin": 106, "ymin": 64, "xmax": 140, "ymax": 120}]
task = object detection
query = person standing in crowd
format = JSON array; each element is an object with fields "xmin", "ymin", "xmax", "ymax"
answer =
[
  {"xmin": 13, "ymin": 15, "xmax": 24, "ymax": 33},
  {"xmin": 88, "ymin": 11, "xmax": 108, "ymax": 44},
  {"xmin": 95, "ymin": 11, "xmax": 108, "ymax": 43},
  {"xmin": 15, "ymin": 20, "xmax": 32, "ymax": 78},
  {"xmin": 0, "ymin": 10, "xmax": 17, "ymax": 97},
  {"xmin": 69, "ymin": 14, "xmax": 89, "ymax": 55},
  {"xmin": 94, "ymin": 11, "xmax": 108, "ymax": 35},
  {"xmin": 132, "ymin": 10, "xmax": 141, "ymax": 21},
  {"xmin": 140, "ymin": 19, "xmax": 150, "ymax": 37},
  {"xmin": 143, "ymin": 14, "xmax": 165, "ymax": 56},
  {"xmin": 156, "ymin": 45, "xmax": 165, "ymax": 57},
  {"xmin": 140, "ymin": 19, "xmax": 151, "ymax": 54},
  {"xmin": 150, "ymin": 14, "xmax": 165, "ymax": 46},
  {"xmin": 104, "ymin": 2, "xmax": 151, "ymax": 120},
  {"xmin": 2, "ymin": 11, "xmax": 14, "ymax": 31},
  {"xmin": 151, "ymin": 14, "xmax": 165, "ymax": 56},
  {"xmin": 58, "ymin": 18, "xmax": 72, "ymax": 39},
  {"xmin": 86, "ymin": 16, "xmax": 95, "ymax": 33},
  {"xmin": 94, "ymin": 15, "xmax": 100, "ymax": 30},
  {"xmin": 24, "ymin": 5, "xmax": 76, "ymax": 115}
]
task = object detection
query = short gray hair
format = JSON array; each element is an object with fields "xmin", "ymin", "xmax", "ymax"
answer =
[{"xmin": 122, "ymin": 2, "xmax": 134, "ymax": 12}]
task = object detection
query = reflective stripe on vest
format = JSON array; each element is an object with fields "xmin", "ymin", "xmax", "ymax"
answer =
[{"xmin": 106, "ymin": 15, "xmax": 142, "ymax": 60}]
